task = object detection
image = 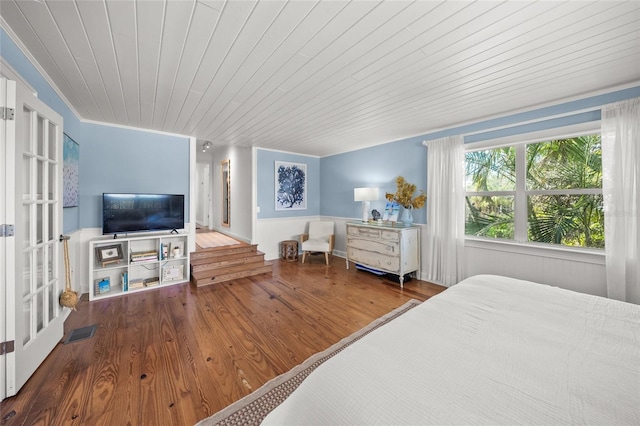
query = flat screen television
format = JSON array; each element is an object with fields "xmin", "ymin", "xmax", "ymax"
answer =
[{"xmin": 103, "ymin": 193, "xmax": 185, "ymax": 235}]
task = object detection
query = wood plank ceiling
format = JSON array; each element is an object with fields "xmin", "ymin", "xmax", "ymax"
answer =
[{"xmin": 1, "ymin": 0, "xmax": 639, "ymax": 157}]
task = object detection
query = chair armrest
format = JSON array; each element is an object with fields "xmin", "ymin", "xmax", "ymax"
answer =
[
  {"xmin": 300, "ymin": 234, "xmax": 309, "ymax": 243},
  {"xmin": 329, "ymin": 234, "xmax": 335, "ymax": 251}
]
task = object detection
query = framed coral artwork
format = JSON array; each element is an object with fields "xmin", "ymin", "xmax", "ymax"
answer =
[
  {"xmin": 275, "ymin": 161, "xmax": 307, "ymax": 211},
  {"xmin": 63, "ymin": 133, "xmax": 79, "ymax": 207}
]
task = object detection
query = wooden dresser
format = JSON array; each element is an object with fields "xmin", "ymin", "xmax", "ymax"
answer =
[{"xmin": 345, "ymin": 222, "xmax": 420, "ymax": 287}]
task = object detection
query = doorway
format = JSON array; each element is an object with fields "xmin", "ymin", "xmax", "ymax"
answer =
[{"xmin": 195, "ymin": 162, "xmax": 210, "ymax": 229}]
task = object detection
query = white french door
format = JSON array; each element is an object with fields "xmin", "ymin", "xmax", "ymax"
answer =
[{"xmin": 1, "ymin": 77, "xmax": 65, "ymax": 399}]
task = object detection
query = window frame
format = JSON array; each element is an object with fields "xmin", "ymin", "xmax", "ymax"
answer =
[{"xmin": 464, "ymin": 122, "xmax": 603, "ymax": 250}]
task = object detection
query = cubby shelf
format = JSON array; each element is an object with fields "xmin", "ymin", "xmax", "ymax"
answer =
[{"xmin": 89, "ymin": 232, "xmax": 190, "ymax": 301}]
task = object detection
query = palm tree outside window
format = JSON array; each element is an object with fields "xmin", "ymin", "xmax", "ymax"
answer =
[{"xmin": 465, "ymin": 133, "xmax": 604, "ymax": 249}]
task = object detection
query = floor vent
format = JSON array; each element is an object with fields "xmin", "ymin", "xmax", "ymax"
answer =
[{"xmin": 64, "ymin": 325, "xmax": 97, "ymax": 344}]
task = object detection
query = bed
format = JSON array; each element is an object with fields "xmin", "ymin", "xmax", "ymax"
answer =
[{"xmin": 260, "ymin": 274, "xmax": 640, "ymax": 425}]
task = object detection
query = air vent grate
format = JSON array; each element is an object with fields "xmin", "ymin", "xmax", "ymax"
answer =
[{"xmin": 64, "ymin": 325, "xmax": 97, "ymax": 344}]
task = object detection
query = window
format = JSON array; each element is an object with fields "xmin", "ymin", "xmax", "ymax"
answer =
[{"xmin": 465, "ymin": 133, "xmax": 604, "ymax": 249}]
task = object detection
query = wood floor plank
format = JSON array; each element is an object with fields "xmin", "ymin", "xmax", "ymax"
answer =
[{"xmin": 1, "ymin": 259, "xmax": 445, "ymax": 425}]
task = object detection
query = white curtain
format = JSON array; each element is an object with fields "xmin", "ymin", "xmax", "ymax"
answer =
[
  {"xmin": 602, "ymin": 97, "xmax": 640, "ymax": 304},
  {"xmin": 423, "ymin": 135, "xmax": 465, "ymax": 287}
]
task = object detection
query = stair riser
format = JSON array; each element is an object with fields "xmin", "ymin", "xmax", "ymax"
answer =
[
  {"xmin": 191, "ymin": 256, "xmax": 265, "ymax": 273},
  {"xmin": 190, "ymin": 251, "xmax": 263, "ymax": 265},
  {"xmin": 190, "ymin": 245, "xmax": 257, "ymax": 260},
  {"xmin": 193, "ymin": 265, "xmax": 273, "ymax": 287}
]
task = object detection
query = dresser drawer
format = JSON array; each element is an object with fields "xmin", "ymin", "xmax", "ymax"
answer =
[
  {"xmin": 347, "ymin": 225, "xmax": 401, "ymax": 241},
  {"xmin": 347, "ymin": 237, "xmax": 398, "ymax": 256},
  {"xmin": 380, "ymin": 230, "xmax": 400, "ymax": 241},
  {"xmin": 347, "ymin": 247, "xmax": 400, "ymax": 273},
  {"xmin": 347, "ymin": 225, "xmax": 381, "ymax": 239}
]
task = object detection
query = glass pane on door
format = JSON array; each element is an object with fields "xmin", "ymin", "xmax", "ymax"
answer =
[
  {"xmin": 22, "ymin": 204, "xmax": 30, "ymax": 249},
  {"xmin": 36, "ymin": 247, "xmax": 44, "ymax": 289},
  {"xmin": 37, "ymin": 160, "xmax": 44, "ymax": 200},
  {"xmin": 22, "ymin": 156, "xmax": 30, "ymax": 200},
  {"xmin": 36, "ymin": 290, "xmax": 44, "ymax": 333},
  {"xmin": 48, "ymin": 204, "xmax": 54, "ymax": 242},
  {"xmin": 37, "ymin": 114, "xmax": 44, "ymax": 156},
  {"xmin": 36, "ymin": 204, "xmax": 43, "ymax": 244},
  {"xmin": 48, "ymin": 162, "xmax": 55, "ymax": 200},
  {"xmin": 48, "ymin": 121, "xmax": 56, "ymax": 160},
  {"xmin": 22, "ymin": 252, "xmax": 31, "ymax": 298},
  {"xmin": 48, "ymin": 287, "xmax": 56, "ymax": 322},
  {"xmin": 23, "ymin": 300, "xmax": 31, "ymax": 345}
]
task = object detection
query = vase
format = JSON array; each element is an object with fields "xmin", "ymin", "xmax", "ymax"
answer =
[{"xmin": 400, "ymin": 206, "xmax": 413, "ymax": 225}]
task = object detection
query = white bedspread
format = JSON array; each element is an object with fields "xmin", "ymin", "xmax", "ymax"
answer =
[{"xmin": 262, "ymin": 275, "xmax": 640, "ymax": 425}]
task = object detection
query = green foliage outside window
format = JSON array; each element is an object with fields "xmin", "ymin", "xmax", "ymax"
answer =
[{"xmin": 465, "ymin": 134, "xmax": 604, "ymax": 249}]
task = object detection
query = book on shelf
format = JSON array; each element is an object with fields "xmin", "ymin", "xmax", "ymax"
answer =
[
  {"xmin": 160, "ymin": 243, "xmax": 170, "ymax": 260},
  {"xmin": 128, "ymin": 279, "xmax": 145, "ymax": 289},
  {"xmin": 94, "ymin": 277, "xmax": 111, "ymax": 295},
  {"xmin": 144, "ymin": 277, "xmax": 160, "ymax": 287},
  {"xmin": 130, "ymin": 250, "xmax": 158, "ymax": 262},
  {"xmin": 121, "ymin": 271, "xmax": 128, "ymax": 291}
]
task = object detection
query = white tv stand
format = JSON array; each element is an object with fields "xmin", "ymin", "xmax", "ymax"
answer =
[{"xmin": 88, "ymin": 232, "xmax": 190, "ymax": 301}]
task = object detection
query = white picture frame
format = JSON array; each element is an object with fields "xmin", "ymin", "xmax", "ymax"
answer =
[{"xmin": 162, "ymin": 264, "xmax": 184, "ymax": 282}]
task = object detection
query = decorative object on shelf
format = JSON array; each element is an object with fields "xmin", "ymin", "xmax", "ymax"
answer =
[
  {"xmin": 371, "ymin": 209, "xmax": 381, "ymax": 220},
  {"xmin": 94, "ymin": 277, "xmax": 111, "ymax": 294},
  {"xmin": 401, "ymin": 206, "xmax": 414, "ymax": 225},
  {"xmin": 354, "ymin": 187, "xmax": 379, "ymax": 222},
  {"xmin": 382, "ymin": 201, "xmax": 399, "ymax": 222},
  {"xmin": 95, "ymin": 244, "xmax": 124, "ymax": 267},
  {"xmin": 163, "ymin": 265, "xmax": 184, "ymax": 282},
  {"xmin": 385, "ymin": 176, "xmax": 426, "ymax": 224},
  {"xmin": 275, "ymin": 161, "xmax": 307, "ymax": 210}
]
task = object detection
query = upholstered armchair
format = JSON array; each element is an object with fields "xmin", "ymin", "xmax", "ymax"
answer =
[{"xmin": 300, "ymin": 221, "xmax": 335, "ymax": 265}]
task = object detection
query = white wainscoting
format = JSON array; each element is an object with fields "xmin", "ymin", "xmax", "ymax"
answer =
[
  {"xmin": 76, "ymin": 218, "xmax": 607, "ymax": 298},
  {"xmin": 463, "ymin": 238, "xmax": 607, "ymax": 297},
  {"xmin": 266, "ymin": 216, "xmax": 608, "ymax": 298},
  {"xmin": 256, "ymin": 216, "xmax": 321, "ymax": 260}
]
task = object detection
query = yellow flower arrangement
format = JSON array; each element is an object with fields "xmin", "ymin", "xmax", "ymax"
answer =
[{"xmin": 385, "ymin": 176, "xmax": 426, "ymax": 209}]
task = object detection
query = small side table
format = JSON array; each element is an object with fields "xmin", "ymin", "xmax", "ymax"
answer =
[{"xmin": 280, "ymin": 240, "xmax": 299, "ymax": 262}]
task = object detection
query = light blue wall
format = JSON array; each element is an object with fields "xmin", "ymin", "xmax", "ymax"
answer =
[
  {"xmin": 256, "ymin": 149, "xmax": 320, "ymax": 219},
  {"xmin": 1, "ymin": 28, "xmax": 190, "ymax": 234},
  {"xmin": 321, "ymin": 136, "xmax": 427, "ymax": 223},
  {"xmin": 319, "ymin": 86, "xmax": 640, "ymax": 224},
  {"xmin": 78, "ymin": 124, "xmax": 189, "ymax": 229}
]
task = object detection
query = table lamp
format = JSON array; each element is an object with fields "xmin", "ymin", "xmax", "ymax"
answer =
[{"xmin": 354, "ymin": 187, "xmax": 379, "ymax": 222}]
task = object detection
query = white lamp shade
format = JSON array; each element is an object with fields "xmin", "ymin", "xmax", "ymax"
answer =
[
  {"xmin": 354, "ymin": 187, "xmax": 379, "ymax": 201},
  {"xmin": 354, "ymin": 187, "xmax": 379, "ymax": 221}
]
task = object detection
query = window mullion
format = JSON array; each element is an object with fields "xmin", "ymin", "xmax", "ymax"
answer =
[{"xmin": 514, "ymin": 144, "xmax": 527, "ymax": 242}]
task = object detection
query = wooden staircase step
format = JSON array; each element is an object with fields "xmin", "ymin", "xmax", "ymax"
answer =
[
  {"xmin": 190, "ymin": 244, "xmax": 257, "ymax": 261},
  {"xmin": 191, "ymin": 251, "xmax": 266, "ymax": 273},
  {"xmin": 192, "ymin": 261, "xmax": 274, "ymax": 287},
  {"xmin": 190, "ymin": 249, "xmax": 263, "ymax": 265}
]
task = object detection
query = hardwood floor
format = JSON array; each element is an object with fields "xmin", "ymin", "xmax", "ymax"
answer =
[{"xmin": 1, "ymin": 259, "xmax": 445, "ymax": 426}]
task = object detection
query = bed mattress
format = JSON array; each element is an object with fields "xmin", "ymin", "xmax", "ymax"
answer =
[{"xmin": 262, "ymin": 274, "xmax": 640, "ymax": 425}]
